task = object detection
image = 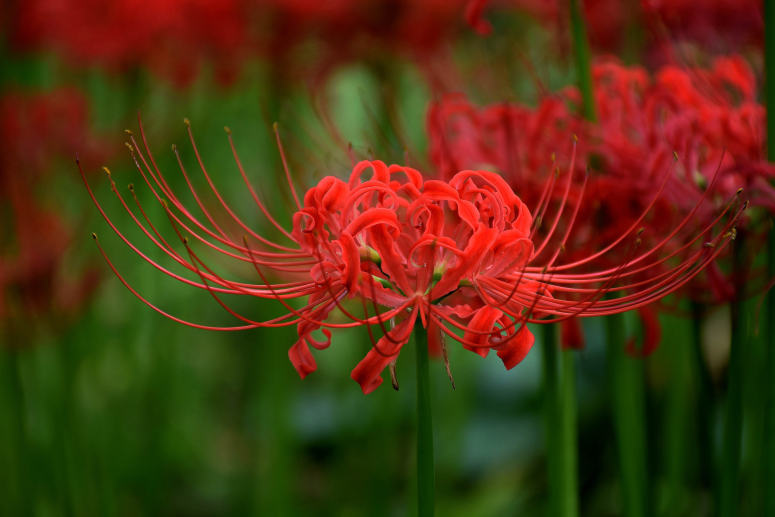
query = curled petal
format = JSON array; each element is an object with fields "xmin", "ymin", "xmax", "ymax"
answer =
[
  {"xmin": 462, "ymin": 305, "xmax": 502, "ymax": 357},
  {"xmin": 345, "ymin": 208, "xmax": 399, "ymax": 237},
  {"xmin": 338, "ymin": 233, "xmax": 361, "ymax": 294},
  {"xmin": 349, "ymin": 160, "xmax": 390, "ymax": 188},
  {"xmin": 289, "ymin": 339, "xmax": 317, "ymax": 379},
  {"xmin": 432, "ymin": 225, "xmax": 497, "ymax": 298},
  {"xmin": 496, "ymin": 324, "xmax": 535, "ymax": 369},
  {"xmin": 351, "ymin": 310, "xmax": 417, "ymax": 394}
]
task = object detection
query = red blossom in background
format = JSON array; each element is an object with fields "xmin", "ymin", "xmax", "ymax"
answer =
[
  {"xmin": 0, "ymin": 89, "xmax": 105, "ymax": 332},
  {"xmin": 9, "ymin": 0, "xmax": 252, "ymax": 87},
  {"xmin": 81, "ymin": 119, "xmax": 742, "ymax": 392},
  {"xmin": 464, "ymin": 0, "xmax": 762, "ymax": 57},
  {"xmin": 427, "ymin": 55, "xmax": 770, "ymax": 349},
  {"xmin": 7, "ymin": 0, "xmax": 469, "ymax": 88}
]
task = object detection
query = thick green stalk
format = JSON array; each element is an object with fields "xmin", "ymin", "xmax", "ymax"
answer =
[
  {"xmin": 542, "ymin": 324, "xmax": 579, "ymax": 517},
  {"xmin": 560, "ymin": 348, "xmax": 579, "ymax": 516},
  {"xmin": 415, "ymin": 322, "xmax": 435, "ymax": 517},
  {"xmin": 719, "ymin": 301, "xmax": 744, "ymax": 517},
  {"xmin": 719, "ymin": 239, "xmax": 747, "ymax": 517},
  {"xmin": 766, "ymin": 232, "xmax": 775, "ymax": 517},
  {"xmin": 568, "ymin": 0, "xmax": 597, "ymax": 122},
  {"xmin": 763, "ymin": 2, "xmax": 775, "ymax": 514},
  {"xmin": 4, "ymin": 347, "xmax": 31, "ymax": 516},
  {"xmin": 607, "ymin": 314, "xmax": 648, "ymax": 517},
  {"xmin": 661, "ymin": 311, "xmax": 695, "ymax": 516}
]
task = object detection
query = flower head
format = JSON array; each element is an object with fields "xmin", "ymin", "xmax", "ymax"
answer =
[{"xmin": 82, "ymin": 119, "xmax": 743, "ymax": 392}]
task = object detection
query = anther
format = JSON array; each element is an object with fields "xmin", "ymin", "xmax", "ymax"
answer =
[
  {"xmin": 124, "ymin": 129, "xmax": 133, "ymax": 135},
  {"xmin": 128, "ymin": 183, "xmax": 134, "ymax": 191},
  {"xmin": 736, "ymin": 187, "xmax": 743, "ymax": 195},
  {"xmin": 102, "ymin": 166, "xmax": 112, "ymax": 177},
  {"xmin": 91, "ymin": 232, "xmax": 97, "ymax": 240},
  {"xmin": 183, "ymin": 118, "xmax": 191, "ymax": 126},
  {"xmin": 673, "ymin": 151, "xmax": 679, "ymax": 161},
  {"xmin": 224, "ymin": 126, "xmax": 231, "ymax": 134},
  {"xmin": 389, "ymin": 360, "xmax": 399, "ymax": 391},
  {"xmin": 636, "ymin": 227, "xmax": 645, "ymax": 236}
]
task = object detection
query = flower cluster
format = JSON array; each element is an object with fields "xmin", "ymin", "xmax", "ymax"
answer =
[
  {"xmin": 82, "ymin": 120, "xmax": 743, "ymax": 391},
  {"xmin": 429, "ymin": 56, "xmax": 772, "ymax": 305}
]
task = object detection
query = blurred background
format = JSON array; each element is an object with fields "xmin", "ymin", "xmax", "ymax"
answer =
[{"xmin": 0, "ymin": 1, "xmax": 771, "ymax": 516}]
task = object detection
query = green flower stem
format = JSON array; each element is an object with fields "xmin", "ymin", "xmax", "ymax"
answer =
[
  {"xmin": 3, "ymin": 346, "xmax": 30, "ymax": 516},
  {"xmin": 568, "ymin": 0, "xmax": 597, "ymax": 122},
  {"xmin": 690, "ymin": 303, "xmax": 715, "ymax": 490},
  {"xmin": 415, "ymin": 322, "xmax": 435, "ymax": 517},
  {"xmin": 606, "ymin": 313, "xmax": 648, "ymax": 517},
  {"xmin": 766, "ymin": 231, "xmax": 775, "ymax": 516},
  {"xmin": 764, "ymin": 1, "xmax": 775, "ymax": 513},
  {"xmin": 661, "ymin": 312, "xmax": 694, "ymax": 515},
  {"xmin": 719, "ymin": 298, "xmax": 745, "ymax": 517},
  {"xmin": 541, "ymin": 323, "xmax": 579, "ymax": 517}
]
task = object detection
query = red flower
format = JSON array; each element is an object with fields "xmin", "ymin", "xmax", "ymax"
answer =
[
  {"xmin": 1, "ymin": 89, "xmax": 104, "ymax": 331},
  {"xmin": 10, "ymin": 0, "xmax": 252, "ymax": 87},
  {"xmin": 81, "ymin": 119, "xmax": 742, "ymax": 392},
  {"xmin": 428, "ymin": 56, "xmax": 771, "ymax": 352}
]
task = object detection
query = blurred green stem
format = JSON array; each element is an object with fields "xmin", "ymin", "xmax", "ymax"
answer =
[
  {"xmin": 662, "ymin": 312, "xmax": 695, "ymax": 516},
  {"xmin": 607, "ymin": 313, "xmax": 648, "ymax": 517},
  {"xmin": 719, "ymin": 242, "xmax": 746, "ymax": 517},
  {"xmin": 568, "ymin": 0, "xmax": 597, "ymax": 122},
  {"xmin": 690, "ymin": 304, "xmax": 715, "ymax": 491},
  {"xmin": 4, "ymin": 347, "xmax": 30, "ymax": 516},
  {"xmin": 541, "ymin": 323, "xmax": 579, "ymax": 517},
  {"xmin": 415, "ymin": 322, "xmax": 435, "ymax": 517},
  {"xmin": 763, "ymin": 1, "xmax": 775, "ymax": 514},
  {"xmin": 765, "ymin": 230, "xmax": 775, "ymax": 517}
]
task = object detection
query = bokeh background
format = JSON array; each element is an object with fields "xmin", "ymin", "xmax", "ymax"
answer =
[{"xmin": 0, "ymin": 1, "xmax": 771, "ymax": 516}]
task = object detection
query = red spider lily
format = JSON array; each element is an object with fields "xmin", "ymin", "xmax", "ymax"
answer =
[
  {"xmin": 1, "ymin": 89, "xmax": 104, "ymax": 331},
  {"xmin": 80, "ymin": 118, "xmax": 743, "ymax": 393},
  {"xmin": 591, "ymin": 56, "xmax": 774, "ymax": 303},
  {"xmin": 428, "ymin": 55, "xmax": 772, "ymax": 350}
]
